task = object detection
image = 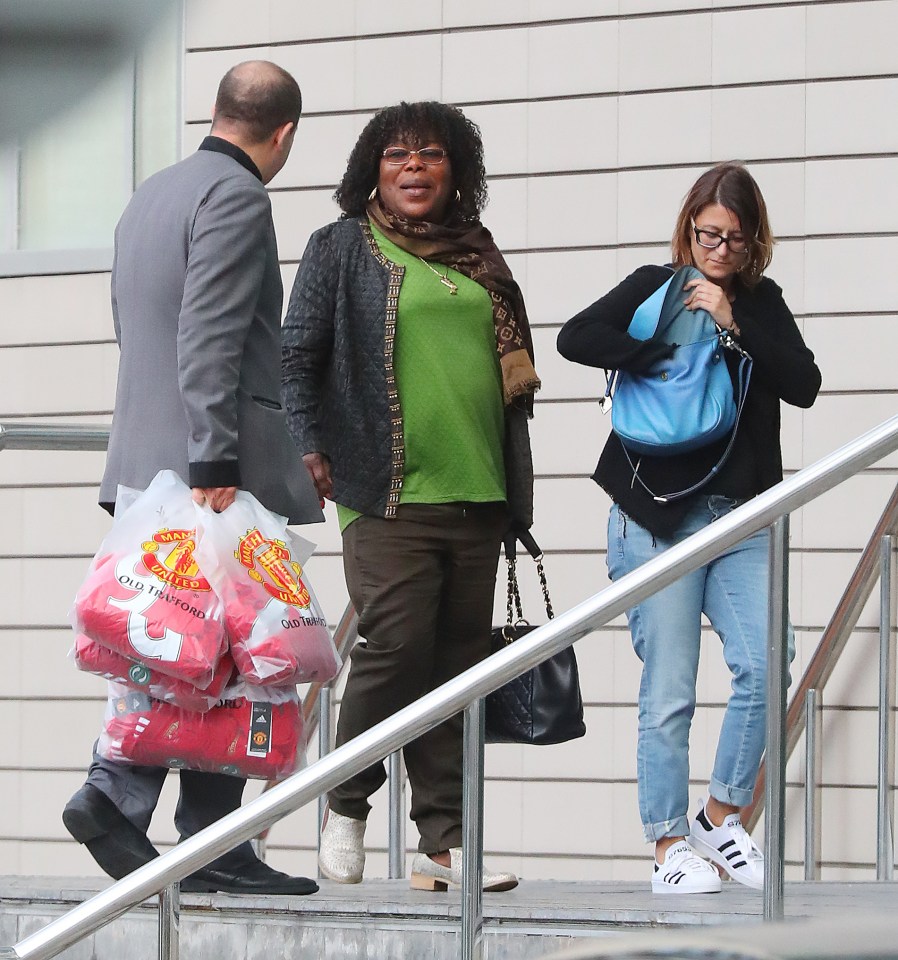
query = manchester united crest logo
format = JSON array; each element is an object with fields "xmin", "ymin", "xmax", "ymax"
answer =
[
  {"xmin": 235, "ymin": 528, "xmax": 311, "ymax": 607},
  {"xmin": 141, "ymin": 529, "xmax": 211, "ymax": 591}
]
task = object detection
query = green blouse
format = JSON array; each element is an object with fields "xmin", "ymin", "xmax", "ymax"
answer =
[{"xmin": 336, "ymin": 223, "xmax": 506, "ymax": 531}]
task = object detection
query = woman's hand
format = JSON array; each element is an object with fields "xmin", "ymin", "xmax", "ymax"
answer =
[
  {"xmin": 683, "ymin": 278, "xmax": 740, "ymax": 335},
  {"xmin": 303, "ymin": 452, "xmax": 333, "ymax": 501}
]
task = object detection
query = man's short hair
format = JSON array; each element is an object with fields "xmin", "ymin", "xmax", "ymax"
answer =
[{"xmin": 213, "ymin": 61, "xmax": 302, "ymax": 143}]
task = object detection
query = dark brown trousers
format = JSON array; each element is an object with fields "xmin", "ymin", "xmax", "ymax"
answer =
[{"xmin": 328, "ymin": 502, "xmax": 506, "ymax": 853}]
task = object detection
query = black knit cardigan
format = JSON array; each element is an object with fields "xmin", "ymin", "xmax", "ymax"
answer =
[{"xmin": 557, "ymin": 265, "xmax": 822, "ymax": 539}]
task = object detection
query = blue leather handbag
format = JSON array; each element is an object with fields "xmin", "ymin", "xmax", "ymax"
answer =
[{"xmin": 603, "ymin": 265, "xmax": 752, "ymax": 503}]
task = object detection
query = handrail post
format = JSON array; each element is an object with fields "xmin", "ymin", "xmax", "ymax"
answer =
[
  {"xmin": 157, "ymin": 883, "xmax": 179, "ymax": 960},
  {"xmin": 803, "ymin": 688, "xmax": 822, "ymax": 880},
  {"xmin": 745, "ymin": 482, "xmax": 898, "ymax": 835},
  {"xmin": 876, "ymin": 534, "xmax": 896, "ymax": 880},
  {"xmin": 764, "ymin": 515, "xmax": 789, "ymax": 921},
  {"xmin": 388, "ymin": 751, "xmax": 406, "ymax": 878},
  {"xmin": 317, "ymin": 684, "xmax": 334, "ymax": 875},
  {"xmin": 461, "ymin": 699, "xmax": 485, "ymax": 960}
]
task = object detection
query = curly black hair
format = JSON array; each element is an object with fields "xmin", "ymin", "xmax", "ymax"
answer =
[{"xmin": 334, "ymin": 101, "xmax": 488, "ymax": 221}]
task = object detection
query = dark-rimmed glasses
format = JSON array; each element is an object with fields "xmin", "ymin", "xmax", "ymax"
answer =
[
  {"xmin": 382, "ymin": 147, "xmax": 447, "ymax": 165},
  {"xmin": 691, "ymin": 219, "xmax": 748, "ymax": 254}
]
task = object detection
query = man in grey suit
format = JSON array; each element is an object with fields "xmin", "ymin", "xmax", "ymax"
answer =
[{"xmin": 63, "ymin": 61, "xmax": 323, "ymax": 895}]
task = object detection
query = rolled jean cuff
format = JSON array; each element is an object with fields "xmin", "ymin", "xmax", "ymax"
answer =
[
  {"xmin": 643, "ymin": 814, "xmax": 690, "ymax": 843},
  {"xmin": 709, "ymin": 776, "xmax": 756, "ymax": 808}
]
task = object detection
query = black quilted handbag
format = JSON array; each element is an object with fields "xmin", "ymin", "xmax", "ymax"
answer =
[{"xmin": 484, "ymin": 532, "xmax": 586, "ymax": 745}]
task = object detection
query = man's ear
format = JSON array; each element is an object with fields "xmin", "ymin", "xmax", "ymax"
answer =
[
  {"xmin": 273, "ymin": 121, "xmax": 295, "ymax": 149},
  {"xmin": 271, "ymin": 123, "xmax": 296, "ymax": 148}
]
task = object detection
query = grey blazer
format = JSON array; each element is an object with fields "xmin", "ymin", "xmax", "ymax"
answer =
[{"xmin": 100, "ymin": 140, "xmax": 322, "ymax": 525}]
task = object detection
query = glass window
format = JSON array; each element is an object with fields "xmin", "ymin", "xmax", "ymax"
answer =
[
  {"xmin": 17, "ymin": 65, "xmax": 135, "ymax": 252},
  {"xmin": 0, "ymin": 6, "xmax": 181, "ymax": 276}
]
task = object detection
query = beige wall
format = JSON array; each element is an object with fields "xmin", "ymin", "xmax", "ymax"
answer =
[{"xmin": 1, "ymin": 0, "xmax": 897, "ymax": 882}]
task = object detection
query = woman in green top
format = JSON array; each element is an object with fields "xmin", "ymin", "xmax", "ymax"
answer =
[{"xmin": 283, "ymin": 102, "xmax": 539, "ymax": 892}]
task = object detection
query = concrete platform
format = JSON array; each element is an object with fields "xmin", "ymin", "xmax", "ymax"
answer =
[{"xmin": 3, "ymin": 876, "xmax": 898, "ymax": 960}]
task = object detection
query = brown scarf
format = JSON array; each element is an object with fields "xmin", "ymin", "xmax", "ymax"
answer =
[{"xmin": 367, "ymin": 198, "xmax": 541, "ymax": 407}]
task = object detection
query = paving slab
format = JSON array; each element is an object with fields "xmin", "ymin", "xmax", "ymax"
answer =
[{"xmin": 3, "ymin": 877, "xmax": 897, "ymax": 960}]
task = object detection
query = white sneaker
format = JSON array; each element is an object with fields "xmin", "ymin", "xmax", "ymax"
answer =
[
  {"xmin": 688, "ymin": 798, "xmax": 764, "ymax": 890},
  {"xmin": 318, "ymin": 806, "xmax": 366, "ymax": 883},
  {"xmin": 409, "ymin": 848, "xmax": 518, "ymax": 892},
  {"xmin": 651, "ymin": 840, "xmax": 721, "ymax": 894}
]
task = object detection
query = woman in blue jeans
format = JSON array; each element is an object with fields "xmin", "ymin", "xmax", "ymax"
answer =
[{"xmin": 557, "ymin": 162, "xmax": 821, "ymax": 893}]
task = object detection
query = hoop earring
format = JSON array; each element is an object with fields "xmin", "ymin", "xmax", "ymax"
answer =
[
  {"xmin": 455, "ymin": 189, "xmax": 461, "ymax": 203},
  {"xmin": 368, "ymin": 187, "xmax": 378, "ymax": 202}
]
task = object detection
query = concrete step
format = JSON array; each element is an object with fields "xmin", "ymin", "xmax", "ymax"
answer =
[{"xmin": 3, "ymin": 877, "xmax": 898, "ymax": 960}]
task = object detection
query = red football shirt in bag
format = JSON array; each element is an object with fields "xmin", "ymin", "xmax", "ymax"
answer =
[
  {"xmin": 74, "ymin": 535, "xmax": 226, "ymax": 688},
  {"xmin": 73, "ymin": 633, "xmax": 234, "ymax": 713},
  {"xmin": 98, "ymin": 687, "xmax": 303, "ymax": 779}
]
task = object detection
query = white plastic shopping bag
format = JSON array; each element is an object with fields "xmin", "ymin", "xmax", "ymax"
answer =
[
  {"xmin": 97, "ymin": 680, "xmax": 304, "ymax": 779},
  {"xmin": 72, "ymin": 631, "xmax": 236, "ymax": 712},
  {"xmin": 194, "ymin": 490, "xmax": 341, "ymax": 686},
  {"xmin": 70, "ymin": 470, "xmax": 228, "ymax": 688}
]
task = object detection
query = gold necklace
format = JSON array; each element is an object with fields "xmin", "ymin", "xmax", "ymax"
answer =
[{"xmin": 417, "ymin": 256, "xmax": 458, "ymax": 295}]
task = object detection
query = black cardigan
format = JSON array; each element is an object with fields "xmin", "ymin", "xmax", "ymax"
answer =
[
  {"xmin": 557, "ymin": 265, "xmax": 822, "ymax": 539},
  {"xmin": 282, "ymin": 218, "xmax": 535, "ymax": 528}
]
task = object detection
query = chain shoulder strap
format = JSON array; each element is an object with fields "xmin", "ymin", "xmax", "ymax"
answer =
[
  {"xmin": 503, "ymin": 533, "xmax": 553, "ymax": 623},
  {"xmin": 505, "ymin": 556, "xmax": 524, "ymax": 625},
  {"xmin": 534, "ymin": 553, "xmax": 554, "ymax": 620}
]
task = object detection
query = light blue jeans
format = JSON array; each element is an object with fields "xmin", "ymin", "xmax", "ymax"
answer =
[{"xmin": 607, "ymin": 496, "xmax": 794, "ymax": 842}]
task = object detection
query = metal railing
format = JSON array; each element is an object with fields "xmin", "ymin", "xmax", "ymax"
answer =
[
  {"xmin": 0, "ymin": 422, "xmax": 110, "ymax": 451},
  {"xmin": 746, "ymin": 484, "xmax": 898, "ymax": 832},
  {"xmin": 4, "ymin": 414, "xmax": 898, "ymax": 960},
  {"xmin": 780, "ymin": 524, "xmax": 897, "ymax": 881}
]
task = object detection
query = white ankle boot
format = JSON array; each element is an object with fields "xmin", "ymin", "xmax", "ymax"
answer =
[
  {"xmin": 409, "ymin": 848, "xmax": 518, "ymax": 892},
  {"xmin": 318, "ymin": 807, "xmax": 366, "ymax": 883}
]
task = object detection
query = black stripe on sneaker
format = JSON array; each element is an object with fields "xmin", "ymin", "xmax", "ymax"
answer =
[
  {"xmin": 730, "ymin": 860, "xmax": 748, "ymax": 869},
  {"xmin": 719, "ymin": 840, "xmax": 736, "ymax": 852},
  {"xmin": 668, "ymin": 872, "xmax": 684, "ymax": 884}
]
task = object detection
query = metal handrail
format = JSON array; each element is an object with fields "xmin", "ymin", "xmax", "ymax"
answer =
[
  {"xmin": 0, "ymin": 422, "xmax": 111, "ymax": 451},
  {"xmin": 745, "ymin": 481, "xmax": 898, "ymax": 830},
  {"xmin": 5, "ymin": 418, "xmax": 892, "ymax": 834},
  {"xmin": 6, "ymin": 413, "xmax": 898, "ymax": 960}
]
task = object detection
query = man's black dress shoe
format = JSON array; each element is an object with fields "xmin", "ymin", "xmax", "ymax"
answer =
[
  {"xmin": 187, "ymin": 859, "xmax": 319, "ymax": 895},
  {"xmin": 63, "ymin": 784, "xmax": 316, "ymax": 895},
  {"xmin": 62, "ymin": 783, "xmax": 160, "ymax": 880}
]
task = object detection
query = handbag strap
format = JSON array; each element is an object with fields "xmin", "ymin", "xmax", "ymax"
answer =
[
  {"xmin": 504, "ymin": 531, "xmax": 554, "ymax": 623},
  {"xmin": 621, "ymin": 349, "xmax": 753, "ymax": 504}
]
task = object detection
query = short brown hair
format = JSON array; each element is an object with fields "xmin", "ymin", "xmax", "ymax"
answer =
[
  {"xmin": 671, "ymin": 162, "xmax": 774, "ymax": 288},
  {"xmin": 213, "ymin": 61, "xmax": 302, "ymax": 144}
]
